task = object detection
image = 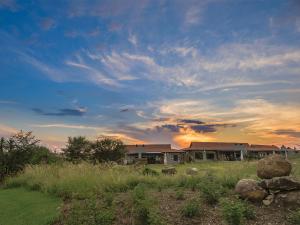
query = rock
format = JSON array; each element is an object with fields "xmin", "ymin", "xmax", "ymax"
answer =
[
  {"xmin": 162, "ymin": 167, "xmax": 177, "ymax": 175},
  {"xmin": 186, "ymin": 167, "xmax": 199, "ymax": 175},
  {"xmin": 257, "ymin": 154, "xmax": 292, "ymax": 179},
  {"xmin": 263, "ymin": 194, "xmax": 274, "ymax": 206},
  {"xmin": 235, "ymin": 179, "xmax": 268, "ymax": 202},
  {"xmin": 275, "ymin": 190, "xmax": 300, "ymax": 207},
  {"xmin": 259, "ymin": 176, "xmax": 300, "ymax": 191}
]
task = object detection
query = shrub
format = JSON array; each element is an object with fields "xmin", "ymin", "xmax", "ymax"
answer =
[
  {"xmin": 142, "ymin": 167, "xmax": 159, "ymax": 176},
  {"xmin": 64, "ymin": 198, "xmax": 115, "ymax": 225},
  {"xmin": 132, "ymin": 184, "xmax": 165, "ymax": 225},
  {"xmin": 287, "ymin": 209, "xmax": 300, "ymax": 224},
  {"xmin": 181, "ymin": 199, "xmax": 201, "ymax": 218},
  {"xmin": 175, "ymin": 189, "xmax": 185, "ymax": 200},
  {"xmin": 221, "ymin": 199, "xmax": 244, "ymax": 225},
  {"xmin": 220, "ymin": 198, "xmax": 255, "ymax": 225},
  {"xmin": 242, "ymin": 202, "xmax": 255, "ymax": 220},
  {"xmin": 199, "ymin": 180, "xmax": 224, "ymax": 205}
]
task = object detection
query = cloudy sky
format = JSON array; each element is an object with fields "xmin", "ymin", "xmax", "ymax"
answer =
[{"xmin": 0, "ymin": 0, "xmax": 300, "ymax": 149}]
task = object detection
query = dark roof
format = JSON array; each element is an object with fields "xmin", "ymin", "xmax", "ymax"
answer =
[
  {"xmin": 248, "ymin": 144, "xmax": 280, "ymax": 152},
  {"xmin": 125, "ymin": 144, "xmax": 183, "ymax": 154},
  {"xmin": 183, "ymin": 142, "xmax": 249, "ymax": 152}
]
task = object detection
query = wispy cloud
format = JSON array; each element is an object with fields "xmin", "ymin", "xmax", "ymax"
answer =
[
  {"xmin": 128, "ymin": 33, "xmax": 138, "ymax": 46},
  {"xmin": 32, "ymin": 107, "xmax": 87, "ymax": 117}
]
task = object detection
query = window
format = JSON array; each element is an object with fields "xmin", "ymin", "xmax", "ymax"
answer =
[
  {"xmin": 207, "ymin": 153, "xmax": 215, "ymax": 160},
  {"xmin": 173, "ymin": 155, "xmax": 178, "ymax": 161},
  {"xmin": 195, "ymin": 152, "xmax": 203, "ymax": 160}
]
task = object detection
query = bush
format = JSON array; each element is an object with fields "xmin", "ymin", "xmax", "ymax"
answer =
[
  {"xmin": 64, "ymin": 198, "xmax": 115, "ymax": 225},
  {"xmin": 181, "ymin": 199, "xmax": 201, "ymax": 218},
  {"xmin": 199, "ymin": 179, "xmax": 225, "ymax": 205},
  {"xmin": 220, "ymin": 198, "xmax": 255, "ymax": 225},
  {"xmin": 132, "ymin": 184, "xmax": 165, "ymax": 225},
  {"xmin": 221, "ymin": 198, "xmax": 244, "ymax": 225},
  {"xmin": 142, "ymin": 167, "xmax": 159, "ymax": 176},
  {"xmin": 287, "ymin": 209, "xmax": 300, "ymax": 224},
  {"xmin": 175, "ymin": 189, "xmax": 185, "ymax": 200}
]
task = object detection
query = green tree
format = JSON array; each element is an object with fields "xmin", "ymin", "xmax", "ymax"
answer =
[
  {"xmin": 62, "ymin": 136, "xmax": 91, "ymax": 163},
  {"xmin": 6, "ymin": 131, "xmax": 40, "ymax": 174},
  {"xmin": 91, "ymin": 137, "xmax": 125, "ymax": 163},
  {"xmin": 0, "ymin": 137, "xmax": 7, "ymax": 181},
  {"xmin": 29, "ymin": 146, "xmax": 60, "ymax": 165}
]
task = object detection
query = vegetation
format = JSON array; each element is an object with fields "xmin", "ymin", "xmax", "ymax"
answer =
[
  {"xmin": 132, "ymin": 184, "xmax": 165, "ymax": 225},
  {"xmin": 0, "ymin": 131, "xmax": 59, "ymax": 181},
  {"xmin": 287, "ymin": 209, "xmax": 300, "ymax": 224},
  {"xmin": 0, "ymin": 188, "xmax": 61, "ymax": 225},
  {"xmin": 220, "ymin": 198, "xmax": 255, "ymax": 225},
  {"xmin": 62, "ymin": 136, "xmax": 125, "ymax": 164},
  {"xmin": 181, "ymin": 198, "xmax": 201, "ymax": 218},
  {"xmin": 1, "ymin": 131, "xmax": 300, "ymax": 225}
]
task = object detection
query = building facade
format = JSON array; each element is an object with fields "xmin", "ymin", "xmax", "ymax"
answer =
[
  {"xmin": 124, "ymin": 142, "xmax": 299, "ymax": 164},
  {"xmin": 124, "ymin": 144, "xmax": 184, "ymax": 164},
  {"xmin": 183, "ymin": 142, "xmax": 249, "ymax": 162}
]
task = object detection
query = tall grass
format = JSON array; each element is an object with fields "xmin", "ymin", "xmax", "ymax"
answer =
[
  {"xmin": 6, "ymin": 158, "xmax": 300, "ymax": 199},
  {"xmin": 4, "ymin": 161, "xmax": 254, "ymax": 198}
]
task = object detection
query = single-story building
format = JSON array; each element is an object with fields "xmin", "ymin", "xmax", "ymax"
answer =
[
  {"xmin": 183, "ymin": 142, "xmax": 249, "ymax": 161},
  {"xmin": 124, "ymin": 144, "xmax": 184, "ymax": 164},
  {"xmin": 247, "ymin": 144, "xmax": 281, "ymax": 159}
]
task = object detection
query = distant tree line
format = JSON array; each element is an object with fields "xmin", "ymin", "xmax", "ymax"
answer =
[
  {"xmin": 62, "ymin": 136, "xmax": 125, "ymax": 164},
  {"xmin": 0, "ymin": 130, "xmax": 125, "ymax": 181}
]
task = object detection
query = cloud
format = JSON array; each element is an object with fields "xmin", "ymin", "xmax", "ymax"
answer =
[
  {"xmin": 185, "ymin": 7, "xmax": 202, "ymax": 25},
  {"xmin": 32, "ymin": 108, "xmax": 87, "ymax": 117},
  {"xmin": 64, "ymin": 27, "xmax": 100, "ymax": 38},
  {"xmin": 65, "ymin": 59, "xmax": 121, "ymax": 86},
  {"xmin": 128, "ymin": 33, "xmax": 138, "ymax": 46},
  {"xmin": 67, "ymin": 0, "xmax": 149, "ymax": 18},
  {"xmin": 0, "ymin": 0, "xmax": 19, "ymax": 12},
  {"xmin": 40, "ymin": 18, "xmax": 56, "ymax": 30},
  {"xmin": 32, "ymin": 123, "xmax": 100, "ymax": 130},
  {"xmin": 0, "ymin": 100, "xmax": 17, "ymax": 104},
  {"xmin": 178, "ymin": 119, "xmax": 204, "ymax": 124},
  {"xmin": 157, "ymin": 124, "xmax": 182, "ymax": 132},
  {"xmin": 273, "ymin": 129, "xmax": 300, "ymax": 138}
]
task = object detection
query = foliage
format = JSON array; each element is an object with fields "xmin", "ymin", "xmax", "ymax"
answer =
[
  {"xmin": 142, "ymin": 167, "xmax": 159, "ymax": 176},
  {"xmin": 220, "ymin": 198, "xmax": 255, "ymax": 225},
  {"xmin": 221, "ymin": 198, "xmax": 245, "ymax": 225},
  {"xmin": 62, "ymin": 136, "xmax": 91, "ymax": 163},
  {"xmin": 287, "ymin": 209, "xmax": 300, "ymax": 224},
  {"xmin": 181, "ymin": 199, "xmax": 201, "ymax": 218},
  {"xmin": 132, "ymin": 184, "xmax": 165, "ymax": 225},
  {"xmin": 91, "ymin": 137, "xmax": 125, "ymax": 163},
  {"xmin": 0, "ymin": 131, "xmax": 57, "ymax": 180},
  {"xmin": 198, "ymin": 174, "xmax": 225, "ymax": 205},
  {"xmin": 175, "ymin": 189, "xmax": 185, "ymax": 200},
  {"xmin": 63, "ymin": 198, "xmax": 115, "ymax": 225}
]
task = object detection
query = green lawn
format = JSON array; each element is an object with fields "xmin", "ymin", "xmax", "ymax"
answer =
[{"xmin": 0, "ymin": 188, "xmax": 62, "ymax": 225}]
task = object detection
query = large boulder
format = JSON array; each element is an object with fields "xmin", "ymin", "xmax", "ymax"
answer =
[
  {"xmin": 162, "ymin": 167, "xmax": 177, "ymax": 175},
  {"xmin": 186, "ymin": 167, "xmax": 199, "ymax": 176},
  {"xmin": 275, "ymin": 190, "xmax": 300, "ymax": 207},
  {"xmin": 259, "ymin": 176, "xmax": 300, "ymax": 191},
  {"xmin": 235, "ymin": 179, "xmax": 268, "ymax": 202},
  {"xmin": 257, "ymin": 154, "xmax": 292, "ymax": 179}
]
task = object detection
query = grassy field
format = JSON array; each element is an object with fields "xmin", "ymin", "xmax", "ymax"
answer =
[
  {"xmin": 2, "ymin": 156, "xmax": 300, "ymax": 225},
  {"xmin": 0, "ymin": 188, "xmax": 62, "ymax": 225}
]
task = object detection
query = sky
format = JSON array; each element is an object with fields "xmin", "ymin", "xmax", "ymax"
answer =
[{"xmin": 0, "ymin": 0, "xmax": 300, "ymax": 150}]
